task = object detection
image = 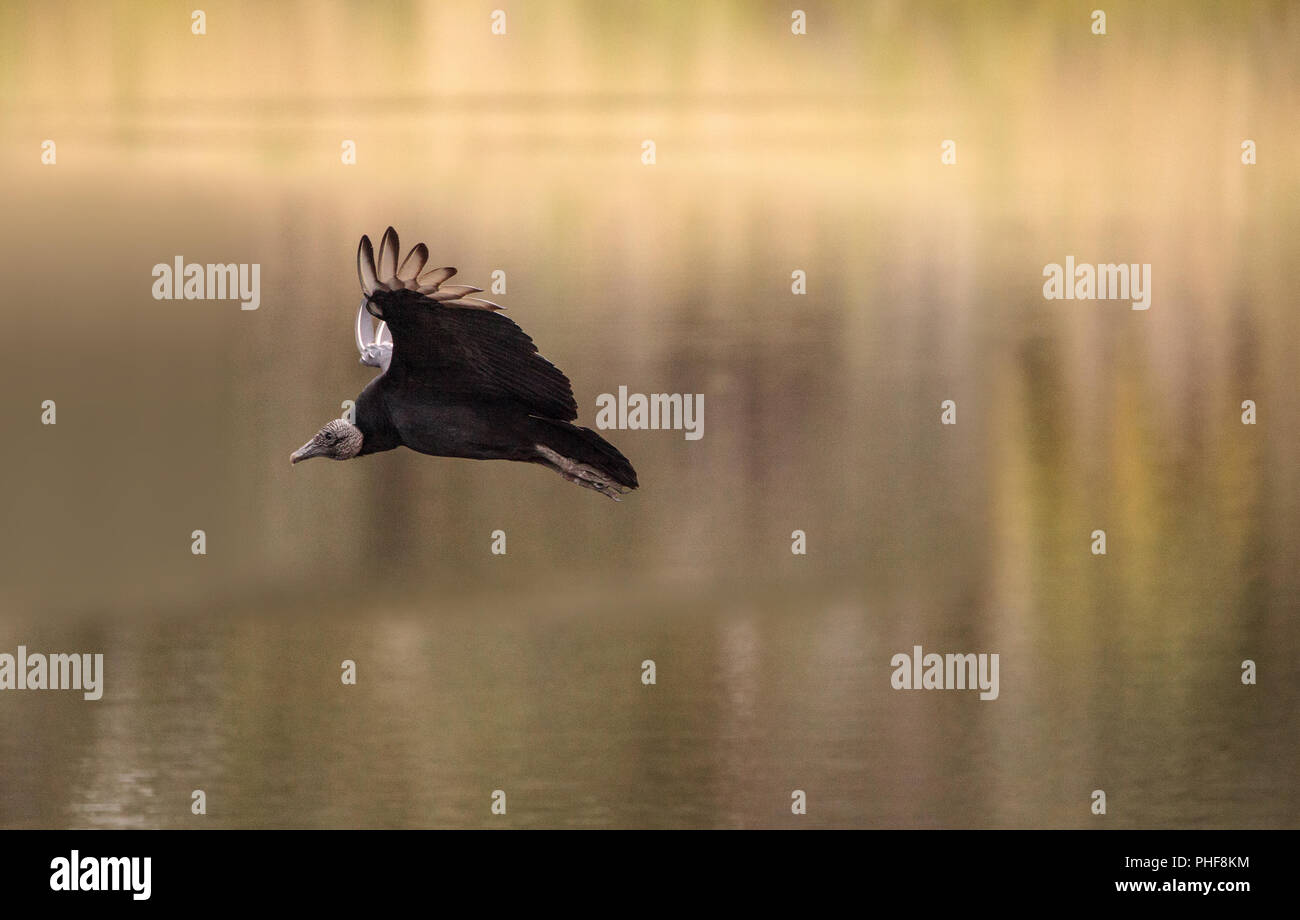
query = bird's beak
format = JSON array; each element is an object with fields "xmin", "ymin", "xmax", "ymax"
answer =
[{"xmin": 290, "ymin": 438, "xmax": 321, "ymax": 464}]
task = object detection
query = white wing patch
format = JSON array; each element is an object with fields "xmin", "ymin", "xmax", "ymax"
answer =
[{"xmin": 354, "ymin": 299, "xmax": 393, "ymax": 372}]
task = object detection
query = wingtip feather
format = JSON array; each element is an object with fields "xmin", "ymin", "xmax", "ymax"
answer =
[
  {"xmin": 397, "ymin": 243, "xmax": 429, "ymax": 283},
  {"xmin": 357, "ymin": 235, "xmax": 377, "ymax": 295},
  {"xmin": 378, "ymin": 227, "xmax": 400, "ymax": 284},
  {"xmin": 443, "ymin": 297, "xmax": 505, "ymax": 311}
]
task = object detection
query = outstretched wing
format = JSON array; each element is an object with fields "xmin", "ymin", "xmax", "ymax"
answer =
[{"xmin": 357, "ymin": 228, "xmax": 578, "ymax": 421}]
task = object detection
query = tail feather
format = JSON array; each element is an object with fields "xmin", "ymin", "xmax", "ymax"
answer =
[{"xmin": 531, "ymin": 418, "xmax": 639, "ymax": 497}]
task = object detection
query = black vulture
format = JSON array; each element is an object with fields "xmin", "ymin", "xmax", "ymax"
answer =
[{"xmin": 291, "ymin": 228, "xmax": 638, "ymax": 500}]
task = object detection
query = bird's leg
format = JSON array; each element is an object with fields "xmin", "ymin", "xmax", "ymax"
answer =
[{"xmin": 534, "ymin": 445, "xmax": 630, "ymax": 501}]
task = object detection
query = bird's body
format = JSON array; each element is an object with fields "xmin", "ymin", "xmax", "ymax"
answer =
[
  {"xmin": 292, "ymin": 228, "xmax": 637, "ymax": 499},
  {"xmin": 355, "ymin": 379, "xmax": 580, "ymax": 466}
]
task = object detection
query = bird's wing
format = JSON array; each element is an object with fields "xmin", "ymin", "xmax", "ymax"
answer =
[
  {"xmin": 357, "ymin": 228, "xmax": 578, "ymax": 421},
  {"xmin": 355, "ymin": 300, "xmax": 393, "ymax": 372}
]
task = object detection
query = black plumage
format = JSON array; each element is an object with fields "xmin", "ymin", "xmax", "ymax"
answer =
[{"xmin": 292, "ymin": 228, "xmax": 638, "ymax": 500}]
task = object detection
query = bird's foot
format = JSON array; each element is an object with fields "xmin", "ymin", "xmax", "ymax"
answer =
[
  {"xmin": 562, "ymin": 470, "xmax": 628, "ymax": 501},
  {"xmin": 536, "ymin": 445, "xmax": 631, "ymax": 501}
]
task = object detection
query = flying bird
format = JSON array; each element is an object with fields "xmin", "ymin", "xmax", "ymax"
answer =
[{"xmin": 291, "ymin": 228, "xmax": 638, "ymax": 500}]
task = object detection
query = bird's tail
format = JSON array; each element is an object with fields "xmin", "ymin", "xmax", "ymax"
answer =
[{"xmin": 529, "ymin": 418, "xmax": 639, "ymax": 500}]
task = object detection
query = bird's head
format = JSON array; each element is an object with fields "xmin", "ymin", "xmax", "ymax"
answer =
[{"xmin": 291, "ymin": 418, "xmax": 363, "ymax": 464}]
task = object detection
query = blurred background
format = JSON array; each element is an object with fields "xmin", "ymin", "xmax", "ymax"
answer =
[{"xmin": 0, "ymin": 0, "xmax": 1297, "ymax": 827}]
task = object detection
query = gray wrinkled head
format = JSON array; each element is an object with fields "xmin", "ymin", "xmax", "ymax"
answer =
[{"xmin": 291, "ymin": 418, "xmax": 363, "ymax": 464}]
